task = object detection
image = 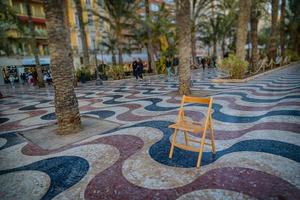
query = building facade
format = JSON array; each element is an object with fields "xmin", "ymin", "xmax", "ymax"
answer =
[
  {"xmin": 0, "ymin": 0, "xmax": 108, "ymax": 84},
  {"xmin": 4, "ymin": 0, "xmax": 48, "ymax": 57}
]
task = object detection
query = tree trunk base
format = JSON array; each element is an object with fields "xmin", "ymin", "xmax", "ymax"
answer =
[
  {"xmin": 178, "ymin": 83, "xmax": 191, "ymax": 95},
  {"xmin": 56, "ymin": 116, "xmax": 81, "ymax": 135},
  {"xmin": 73, "ymin": 79, "xmax": 78, "ymax": 87}
]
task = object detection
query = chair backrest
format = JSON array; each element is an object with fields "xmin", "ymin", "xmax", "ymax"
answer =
[
  {"xmin": 177, "ymin": 95, "xmax": 213, "ymax": 123},
  {"xmin": 183, "ymin": 95, "xmax": 211, "ymax": 105}
]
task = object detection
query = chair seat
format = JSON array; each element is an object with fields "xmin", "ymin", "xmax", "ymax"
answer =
[{"xmin": 169, "ymin": 120, "xmax": 204, "ymax": 133}]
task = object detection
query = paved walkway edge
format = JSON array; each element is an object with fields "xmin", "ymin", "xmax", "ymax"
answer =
[{"xmin": 212, "ymin": 61, "xmax": 300, "ymax": 83}]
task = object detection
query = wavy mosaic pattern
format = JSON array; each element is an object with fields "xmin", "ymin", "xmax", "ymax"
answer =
[{"xmin": 0, "ymin": 63, "xmax": 300, "ymax": 199}]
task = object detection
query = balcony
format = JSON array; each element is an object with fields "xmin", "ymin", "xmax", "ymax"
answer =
[
  {"xmin": 35, "ymin": 29, "xmax": 47, "ymax": 39},
  {"xmin": 18, "ymin": 15, "xmax": 46, "ymax": 24}
]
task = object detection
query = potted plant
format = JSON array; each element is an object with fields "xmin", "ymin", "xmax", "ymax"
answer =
[{"xmin": 218, "ymin": 54, "xmax": 248, "ymax": 79}]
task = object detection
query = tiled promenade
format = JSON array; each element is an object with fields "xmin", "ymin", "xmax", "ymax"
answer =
[{"xmin": 0, "ymin": 63, "xmax": 299, "ymax": 199}]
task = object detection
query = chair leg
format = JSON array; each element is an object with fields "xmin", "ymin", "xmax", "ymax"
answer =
[
  {"xmin": 169, "ymin": 129, "xmax": 178, "ymax": 159},
  {"xmin": 209, "ymin": 116, "xmax": 216, "ymax": 154},
  {"xmin": 183, "ymin": 131, "xmax": 189, "ymax": 145},
  {"xmin": 196, "ymin": 136, "xmax": 206, "ymax": 168}
]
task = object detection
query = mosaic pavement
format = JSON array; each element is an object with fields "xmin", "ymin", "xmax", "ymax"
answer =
[{"xmin": 0, "ymin": 63, "xmax": 300, "ymax": 199}]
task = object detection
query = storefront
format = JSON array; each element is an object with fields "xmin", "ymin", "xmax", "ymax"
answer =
[{"xmin": 0, "ymin": 56, "xmax": 50, "ymax": 85}]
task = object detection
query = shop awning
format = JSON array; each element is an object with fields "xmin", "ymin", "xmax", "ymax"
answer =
[
  {"xmin": 22, "ymin": 57, "xmax": 50, "ymax": 66},
  {"xmin": 0, "ymin": 57, "xmax": 23, "ymax": 67}
]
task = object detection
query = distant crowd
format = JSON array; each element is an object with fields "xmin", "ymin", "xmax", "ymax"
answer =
[{"xmin": 8, "ymin": 71, "xmax": 52, "ymax": 88}]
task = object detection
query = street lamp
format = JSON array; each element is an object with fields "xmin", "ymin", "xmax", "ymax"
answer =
[{"xmin": 93, "ymin": 38, "xmax": 103, "ymax": 85}]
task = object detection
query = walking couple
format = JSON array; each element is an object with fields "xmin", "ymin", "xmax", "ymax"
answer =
[
  {"xmin": 166, "ymin": 56, "xmax": 179, "ymax": 82},
  {"xmin": 132, "ymin": 58, "xmax": 144, "ymax": 81}
]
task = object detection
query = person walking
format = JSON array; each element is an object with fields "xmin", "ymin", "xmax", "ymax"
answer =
[
  {"xmin": 20, "ymin": 73, "xmax": 26, "ymax": 85},
  {"xmin": 137, "ymin": 58, "xmax": 144, "ymax": 80},
  {"xmin": 28, "ymin": 73, "xmax": 33, "ymax": 86},
  {"xmin": 165, "ymin": 57, "xmax": 172, "ymax": 81},
  {"xmin": 172, "ymin": 56, "xmax": 179, "ymax": 76},
  {"xmin": 132, "ymin": 59, "xmax": 138, "ymax": 80},
  {"xmin": 201, "ymin": 57, "xmax": 206, "ymax": 70},
  {"xmin": 212, "ymin": 56, "xmax": 217, "ymax": 68},
  {"xmin": 9, "ymin": 75, "xmax": 15, "ymax": 87}
]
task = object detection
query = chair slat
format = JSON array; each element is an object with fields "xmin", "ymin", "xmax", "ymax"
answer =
[{"xmin": 183, "ymin": 95, "xmax": 211, "ymax": 104}]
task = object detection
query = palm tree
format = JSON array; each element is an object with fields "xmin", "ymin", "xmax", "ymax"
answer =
[
  {"xmin": 286, "ymin": 0, "xmax": 300, "ymax": 53},
  {"xmin": 145, "ymin": 0, "xmax": 157, "ymax": 74},
  {"xmin": 92, "ymin": 0, "xmax": 137, "ymax": 65},
  {"xmin": 219, "ymin": 0, "xmax": 238, "ymax": 56},
  {"xmin": 196, "ymin": 0, "xmax": 238, "ymax": 58},
  {"xmin": 235, "ymin": 0, "xmax": 251, "ymax": 60},
  {"xmin": 177, "ymin": 0, "xmax": 191, "ymax": 95},
  {"xmin": 280, "ymin": 0, "xmax": 286, "ymax": 57},
  {"xmin": 44, "ymin": 0, "xmax": 81, "ymax": 135},
  {"xmin": 250, "ymin": 0, "xmax": 259, "ymax": 71},
  {"xmin": 74, "ymin": 0, "xmax": 90, "ymax": 67},
  {"xmin": 190, "ymin": 0, "xmax": 211, "ymax": 66},
  {"xmin": 100, "ymin": 30, "xmax": 117, "ymax": 65},
  {"xmin": 268, "ymin": 0, "xmax": 278, "ymax": 60},
  {"xmin": 24, "ymin": 0, "xmax": 45, "ymax": 87}
]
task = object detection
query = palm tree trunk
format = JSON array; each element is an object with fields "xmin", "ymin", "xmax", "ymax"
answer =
[
  {"xmin": 250, "ymin": 1, "xmax": 259, "ymax": 71},
  {"xmin": 221, "ymin": 37, "xmax": 225, "ymax": 57},
  {"xmin": 235, "ymin": 0, "xmax": 251, "ymax": 60},
  {"xmin": 191, "ymin": 22, "xmax": 197, "ymax": 67},
  {"xmin": 145, "ymin": 0, "xmax": 157, "ymax": 74},
  {"xmin": 44, "ymin": 0, "xmax": 81, "ymax": 135},
  {"xmin": 118, "ymin": 48, "xmax": 123, "ymax": 65},
  {"xmin": 146, "ymin": 43, "xmax": 155, "ymax": 73},
  {"xmin": 74, "ymin": 0, "xmax": 90, "ymax": 67},
  {"xmin": 177, "ymin": 0, "xmax": 191, "ymax": 95},
  {"xmin": 280, "ymin": 0, "xmax": 286, "ymax": 57},
  {"xmin": 213, "ymin": 37, "xmax": 217, "ymax": 57},
  {"xmin": 112, "ymin": 51, "xmax": 116, "ymax": 65},
  {"xmin": 25, "ymin": 0, "xmax": 45, "ymax": 88},
  {"xmin": 268, "ymin": 0, "xmax": 279, "ymax": 60}
]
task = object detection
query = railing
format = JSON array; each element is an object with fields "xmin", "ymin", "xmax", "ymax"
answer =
[{"xmin": 250, "ymin": 56, "xmax": 291, "ymax": 75}]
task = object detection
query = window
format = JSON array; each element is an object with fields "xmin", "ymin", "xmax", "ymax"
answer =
[
  {"xmin": 97, "ymin": 0, "xmax": 104, "ymax": 7},
  {"xmin": 139, "ymin": 12, "xmax": 145, "ymax": 20},
  {"xmin": 75, "ymin": 14, "xmax": 79, "ymax": 26},
  {"xmin": 43, "ymin": 45, "xmax": 49, "ymax": 55},
  {"xmin": 13, "ymin": 2, "xmax": 22, "ymax": 14},
  {"xmin": 164, "ymin": 0, "xmax": 174, "ymax": 4},
  {"xmin": 150, "ymin": 3, "xmax": 159, "ymax": 12},
  {"xmin": 32, "ymin": 5, "xmax": 45, "ymax": 18},
  {"xmin": 139, "ymin": 2, "xmax": 144, "ymax": 7},
  {"xmin": 88, "ymin": 14, "xmax": 93, "ymax": 25}
]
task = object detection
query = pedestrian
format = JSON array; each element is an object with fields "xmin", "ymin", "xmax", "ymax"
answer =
[
  {"xmin": 47, "ymin": 72, "xmax": 52, "ymax": 85},
  {"xmin": 212, "ymin": 56, "xmax": 217, "ymax": 68},
  {"xmin": 207, "ymin": 58, "xmax": 211, "ymax": 68},
  {"xmin": 43, "ymin": 73, "xmax": 48, "ymax": 83},
  {"xmin": 28, "ymin": 73, "xmax": 33, "ymax": 86},
  {"xmin": 32, "ymin": 70, "xmax": 38, "ymax": 85},
  {"xmin": 9, "ymin": 75, "xmax": 15, "ymax": 87},
  {"xmin": 20, "ymin": 73, "xmax": 26, "ymax": 85},
  {"xmin": 172, "ymin": 56, "xmax": 179, "ymax": 76},
  {"xmin": 137, "ymin": 58, "xmax": 144, "ymax": 80},
  {"xmin": 132, "ymin": 59, "xmax": 138, "ymax": 80},
  {"xmin": 165, "ymin": 57, "xmax": 172, "ymax": 81},
  {"xmin": 201, "ymin": 57, "xmax": 206, "ymax": 70}
]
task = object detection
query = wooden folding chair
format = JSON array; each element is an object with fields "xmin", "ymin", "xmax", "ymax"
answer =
[{"xmin": 168, "ymin": 95, "xmax": 216, "ymax": 168}]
